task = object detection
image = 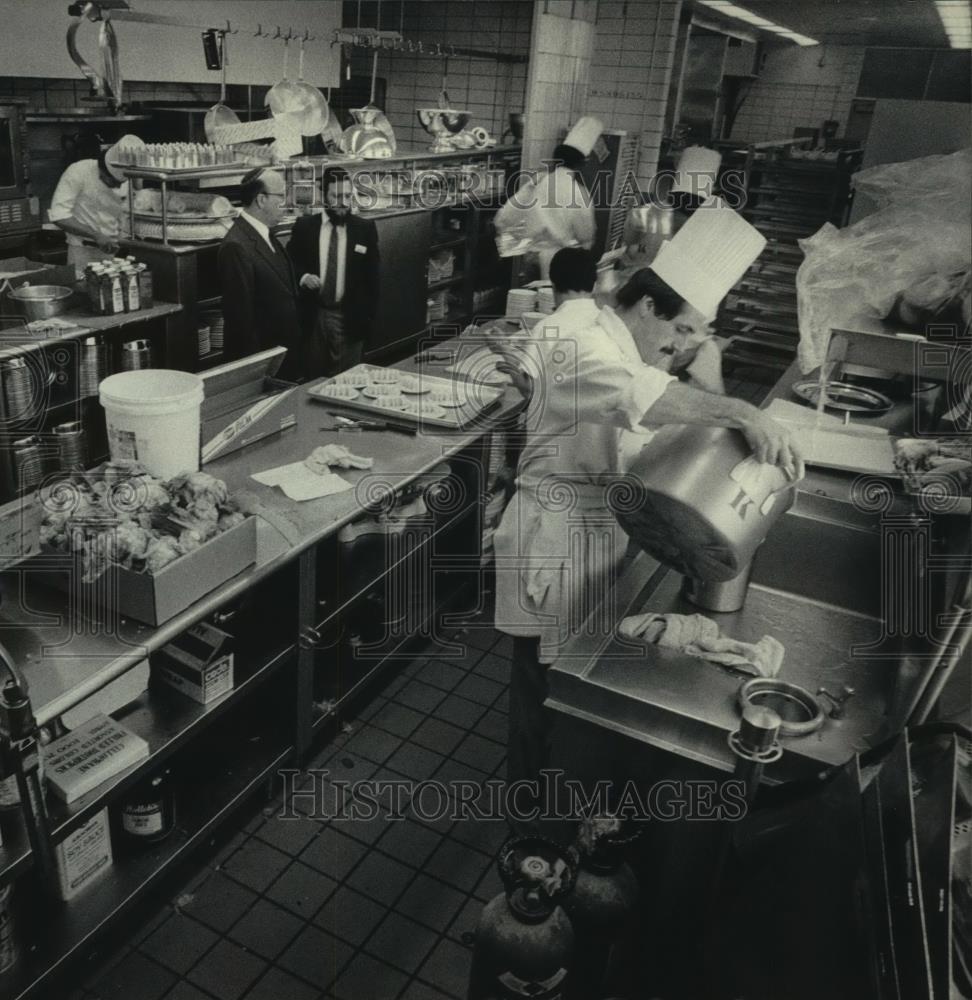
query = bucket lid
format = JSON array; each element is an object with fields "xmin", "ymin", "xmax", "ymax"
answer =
[{"xmin": 100, "ymin": 369, "xmax": 204, "ymax": 410}]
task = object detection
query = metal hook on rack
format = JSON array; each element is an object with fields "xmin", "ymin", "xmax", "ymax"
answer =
[
  {"xmin": 254, "ymin": 22, "xmax": 263, "ymax": 37},
  {"xmin": 271, "ymin": 25, "xmax": 282, "ymax": 40}
]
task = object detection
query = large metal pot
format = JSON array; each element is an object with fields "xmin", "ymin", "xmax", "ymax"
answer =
[
  {"xmin": 9, "ymin": 284, "xmax": 74, "ymax": 322},
  {"xmin": 612, "ymin": 425, "xmax": 795, "ymax": 583}
]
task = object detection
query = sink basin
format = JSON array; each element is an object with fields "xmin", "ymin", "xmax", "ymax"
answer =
[{"xmin": 738, "ymin": 678, "xmax": 824, "ymax": 736}]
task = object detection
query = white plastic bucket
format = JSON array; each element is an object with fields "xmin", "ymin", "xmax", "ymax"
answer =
[{"xmin": 99, "ymin": 369, "xmax": 204, "ymax": 479}]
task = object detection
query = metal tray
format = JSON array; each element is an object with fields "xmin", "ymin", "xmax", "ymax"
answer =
[{"xmin": 792, "ymin": 379, "xmax": 893, "ymax": 415}]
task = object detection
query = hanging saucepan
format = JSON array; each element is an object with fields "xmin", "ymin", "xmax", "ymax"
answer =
[
  {"xmin": 266, "ymin": 35, "xmax": 302, "ymax": 126},
  {"xmin": 288, "ymin": 37, "xmax": 330, "ymax": 137},
  {"xmin": 204, "ymin": 31, "xmax": 241, "ymax": 142}
]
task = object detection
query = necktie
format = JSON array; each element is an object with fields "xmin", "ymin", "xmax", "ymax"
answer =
[{"xmin": 322, "ymin": 226, "xmax": 338, "ymax": 308}]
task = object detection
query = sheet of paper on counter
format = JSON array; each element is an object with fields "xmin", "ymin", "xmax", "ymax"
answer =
[
  {"xmin": 764, "ymin": 398, "xmax": 896, "ymax": 475},
  {"xmin": 251, "ymin": 461, "xmax": 353, "ymax": 501}
]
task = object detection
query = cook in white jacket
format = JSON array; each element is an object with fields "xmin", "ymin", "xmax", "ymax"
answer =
[
  {"xmin": 491, "ymin": 247, "xmax": 800, "ymax": 825},
  {"xmin": 49, "ymin": 134, "xmax": 130, "ymax": 276},
  {"xmin": 495, "ymin": 116, "xmax": 600, "ymax": 279}
]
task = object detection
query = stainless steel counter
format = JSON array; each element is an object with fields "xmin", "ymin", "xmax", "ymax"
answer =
[{"xmin": 1, "ymin": 348, "xmax": 522, "ymax": 725}]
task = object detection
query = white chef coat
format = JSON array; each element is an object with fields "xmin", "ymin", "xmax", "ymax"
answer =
[
  {"xmin": 49, "ymin": 159, "xmax": 129, "ymax": 274},
  {"xmin": 495, "ymin": 166, "xmax": 596, "ymax": 277},
  {"xmin": 493, "ymin": 297, "xmax": 675, "ymax": 662}
]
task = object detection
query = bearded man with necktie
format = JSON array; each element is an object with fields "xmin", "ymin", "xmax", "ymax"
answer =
[{"xmin": 288, "ymin": 167, "xmax": 380, "ymax": 377}]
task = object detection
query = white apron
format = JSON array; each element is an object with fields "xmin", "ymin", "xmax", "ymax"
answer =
[{"xmin": 493, "ymin": 300, "xmax": 675, "ymax": 663}]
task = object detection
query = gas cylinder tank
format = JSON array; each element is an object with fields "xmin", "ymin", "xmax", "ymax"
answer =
[{"xmin": 467, "ymin": 836, "xmax": 578, "ymax": 1000}]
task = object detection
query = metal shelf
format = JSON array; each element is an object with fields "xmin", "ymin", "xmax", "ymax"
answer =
[
  {"xmin": 2, "ymin": 733, "xmax": 293, "ymax": 1000},
  {"xmin": 427, "ymin": 274, "xmax": 465, "ymax": 292},
  {"xmin": 0, "ymin": 643, "xmax": 294, "ymax": 888}
]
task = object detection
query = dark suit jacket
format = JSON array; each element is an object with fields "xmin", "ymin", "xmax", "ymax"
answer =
[
  {"xmin": 287, "ymin": 213, "xmax": 380, "ymax": 342},
  {"xmin": 218, "ymin": 218, "xmax": 301, "ymax": 379}
]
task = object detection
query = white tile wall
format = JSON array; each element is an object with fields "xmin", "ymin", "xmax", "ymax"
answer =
[{"xmin": 729, "ymin": 44, "xmax": 865, "ymax": 144}]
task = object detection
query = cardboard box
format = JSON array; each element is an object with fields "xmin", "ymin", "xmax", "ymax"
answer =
[
  {"xmin": 43, "ymin": 714, "xmax": 149, "ymax": 804},
  {"xmin": 0, "ymin": 256, "xmax": 76, "ymax": 289},
  {"xmin": 44, "ymin": 515, "xmax": 257, "ymax": 627},
  {"xmin": 55, "ymin": 808, "xmax": 113, "ymax": 901},
  {"xmin": 151, "ymin": 621, "xmax": 235, "ymax": 704}
]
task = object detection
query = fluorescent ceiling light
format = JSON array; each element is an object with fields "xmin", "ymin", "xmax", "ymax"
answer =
[
  {"xmin": 936, "ymin": 0, "xmax": 972, "ymax": 47},
  {"xmin": 696, "ymin": 0, "xmax": 820, "ymax": 45}
]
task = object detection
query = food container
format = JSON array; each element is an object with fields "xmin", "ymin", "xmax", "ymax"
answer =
[
  {"xmin": 615, "ymin": 425, "xmax": 795, "ymax": 583},
  {"xmin": 3, "ymin": 357, "xmax": 34, "ymax": 422},
  {"xmin": 121, "ymin": 339, "xmax": 153, "ymax": 371},
  {"xmin": 54, "ymin": 420, "xmax": 87, "ymax": 472},
  {"xmin": 12, "ymin": 435, "xmax": 45, "ymax": 492},
  {"xmin": 117, "ymin": 769, "xmax": 176, "ymax": 843},
  {"xmin": 79, "ymin": 336, "xmax": 109, "ymax": 398},
  {"xmin": 45, "ymin": 513, "xmax": 256, "ymax": 626},
  {"xmin": 7, "ymin": 284, "xmax": 73, "ymax": 322},
  {"xmin": 99, "ymin": 369, "xmax": 204, "ymax": 479}
]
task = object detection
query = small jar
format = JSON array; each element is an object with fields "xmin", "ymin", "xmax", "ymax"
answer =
[{"xmin": 119, "ymin": 769, "xmax": 176, "ymax": 843}]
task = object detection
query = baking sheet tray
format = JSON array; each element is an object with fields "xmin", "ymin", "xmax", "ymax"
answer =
[{"xmin": 305, "ymin": 363, "xmax": 503, "ymax": 431}]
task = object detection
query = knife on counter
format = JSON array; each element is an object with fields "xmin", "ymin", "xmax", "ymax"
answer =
[{"xmin": 319, "ymin": 411, "xmax": 418, "ymax": 435}]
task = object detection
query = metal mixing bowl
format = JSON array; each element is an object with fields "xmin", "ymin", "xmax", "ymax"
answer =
[{"xmin": 9, "ymin": 284, "xmax": 74, "ymax": 322}]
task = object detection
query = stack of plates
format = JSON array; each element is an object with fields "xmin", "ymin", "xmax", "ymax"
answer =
[
  {"xmin": 536, "ymin": 285, "xmax": 556, "ymax": 314},
  {"xmin": 506, "ymin": 288, "xmax": 537, "ymax": 317}
]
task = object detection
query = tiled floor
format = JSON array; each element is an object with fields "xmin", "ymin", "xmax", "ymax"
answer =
[{"xmin": 77, "ymin": 603, "xmax": 512, "ymax": 1000}]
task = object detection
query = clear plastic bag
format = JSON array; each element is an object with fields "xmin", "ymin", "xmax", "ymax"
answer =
[{"xmin": 796, "ymin": 148, "xmax": 972, "ymax": 373}]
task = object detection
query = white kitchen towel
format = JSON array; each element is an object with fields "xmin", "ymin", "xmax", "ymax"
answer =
[
  {"xmin": 618, "ymin": 612, "xmax": 784, "ymax": 678},
  {"xmin": 252, "ymin": 462, "xmax": 352, "ymax": 501},
  {"xmin": 305, "ymin": 445, "xmax": 374, "ymax": 473}
]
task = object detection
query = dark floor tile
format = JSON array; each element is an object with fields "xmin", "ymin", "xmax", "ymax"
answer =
[
  {"xmin": 423, "ymin": 838, "xmax": 492, "ymax": 892},
  {"xmin": 161, "ymin": 984, "xmax": 215, "ymax": 1000},
  {"xmin": 367, "ymin": 768, "xmax": 414, "ymax": 815},
  {"xmin": 473, "ymin": 863, "xmax": 504, "ymax": 903},
  {"xmin": 187, "ymin": 939, "xmax": 267, "ymax": 1000},
  {"xmin": 243, "ymin": 967, "xmax": 320, "ymax": 1000},
  {"xmin": 413, "ymin": 659, "xmax": 468, "ymax": 692},
  {"xmin": 254, "ymin": 812, "xmax": 321, "ymax": 856},
  {"xmin": 453, "ymin": 734, "xmax": 506, "ymax": 774},
  {"xmin": 376, "ymin": 818, "xmax": 444, "ymax": 868},
  {"xmin": 446, "ymin": 895, "xmax": 486, "ymax": 944},
  {"xmin": 229, "ymin": 897, "xmax": 304, "ymax": 960},
  {"xmin": 490, "ymin": 634, "xmax": 514, "ymax": 660},
  {"xmin": 473, "ymin": 710, "xmax": 506, "ymax": 746},
  {"xmin": 400, "ymin": 980, "xmax": 454, "ymax": 1000},
  {"xmin": 453, "ymin": 673, "xmax": 504, "ymax": 708},
  {"xmin": 365, "ymin": 912, "xmax": 439, "ymax": 975},
  {"xmin": 410, "ymin": 717, "xmax": 466, "ymax": 757},
  {"xmin": 388, "ymin": 742, "xmax": 446, "ymax": 782},
  {"xmin": 325, "ymin": 750, "xmax": 380, "ymax": 783},
  {"xmin": 411, "ymin": 803, "xmax": 455, "ymax": 837},
  {"xmin": 395, "ymin": 874, "xmax": 466, "ymax": 932},
  {"xmin": 222, "ymin": 838, "xmax": 291, "ymax": 894},
  {"xmin": 315, "ymin": 884, "xmax": 387, "ymax": 946},
  {"xmin": 266, "ymin": 859, "xmax": 337, "ymax": 917},
  {"xmin": 449, "ymin": 816, "xmax": 510, "ymax": 856},
  {"xmin": 345, "ymin": 850, "xmax": 414, "ymax": 905},
  {"xmin": 494, "ymin": 690, "xmax": 509, "ymax": 714},
  {"xmin": 342, "ymin": 723, "xmax": 405, "ymax": 765},
  {"xmin": 433, "ymin": 757, "xmax": 493, "ymax": 792},
  {"xmin": 435, "ymin": 694, "xmax": 487, "ymax": 729},
  {"xmin": 354, "ymin": 694, "xmax": 388, "ymax": 722},
  {"xmin": 290, "ymin": 773, "xmax": 348, "ymax": 820},
  {"xmin": 417, "ymin": 938, "xmax": 474, "ymax": 1000},
  {"xmin": 395, "ymin": 679, "xmax": 447, "ymax": 714},
  {"xmin": 332, "ymin": 954, "xmax": 409, "ymax": 1000},
  {"xmin": 278, "ymin": 925, "xmax": 355, "ymax": 992},
  {"xmin": 89, "ymin": 951, "xmax": 176, "ymax": 1000},
  {"xmin": 331, "ymin": 809, "xmax": 394, "ymax": 845},
  {"xmin": 139, "ymin": 913, "xmax": 218, "ymax": 975},
  {"xmin": 471, "ymin": 651, "xmax": 511, "ymax": 685},
  {"xmin": 180, "ymin": 872, "xmax": 259, "ymax": 933},
  {"xmin": 371, "ymin": 700, "xmax": 426, "ymax": 739},
  {"xmin": 129, "ymin": 903, "xmax": 173, "ymax": 946},
  {"xmin": 382, "ymin": 672, "xmax": 409, "ymax": 697},
  {"xmin": 456, "ymin": 625, "xmax": 498, "ymax": 651},
  {"xmin": 301, "ymin": 824, "xmax": 371, "ymax": 879}
]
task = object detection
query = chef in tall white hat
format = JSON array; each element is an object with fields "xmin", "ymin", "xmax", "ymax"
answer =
[
  {"xmin": 671, "ymin": 145, "xmax": 722, "ymax": 205},
  {"xmin": 495, "ymin": 115, "xmax": 602, "ymax": 279},
  {"xmin": 491, "ymin": 205, "xmax": 799, "ymax": 823},
  {"xmin": 49, "ymin": 133, "xmax": 139, "ymax": 275}
]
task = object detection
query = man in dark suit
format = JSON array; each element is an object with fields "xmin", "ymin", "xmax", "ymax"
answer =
[
  {"xmin": 218, "ymin": 167, "xmax": 302, "ymax": 380},
  {"xmin": 287, "ymin": 167, "xmax": 379, "ymax": 377}
]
